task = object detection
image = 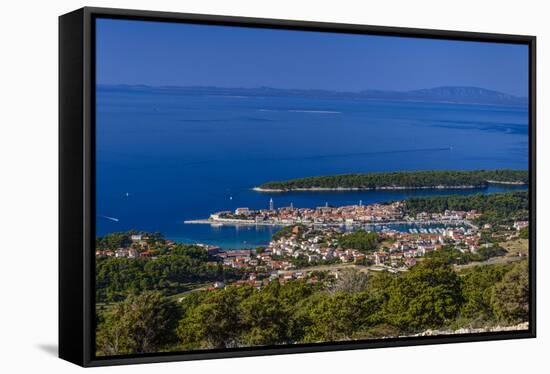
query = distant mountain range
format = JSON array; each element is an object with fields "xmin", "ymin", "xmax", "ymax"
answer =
[
  {"xmin": 359, "ymin": 86, "xmax": 527, "ymax": 105},
  {"xmin": 98, "ymin": 84, "xmax": 527, "ymax": 106}
]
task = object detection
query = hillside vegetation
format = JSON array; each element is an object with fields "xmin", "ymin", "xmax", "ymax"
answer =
[{"xmin": 257, "ymin": 169, "xmax": 528, "ymax": 191}]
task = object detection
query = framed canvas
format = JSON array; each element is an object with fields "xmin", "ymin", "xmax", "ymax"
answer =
[{"xmin": 59, "ymin": 7, "xmax": 536, "ymax": 367}]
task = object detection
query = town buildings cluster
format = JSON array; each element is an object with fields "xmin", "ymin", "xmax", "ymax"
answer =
[
  {"xmin": 208, "ymin": 201, "xmax": 404, "ymax": 226},
  {"xmin": 94, "ymin": 234, "xmax": 174, "ymax": 258},
  {"xmin": 97, "ymin": 201, "xmax": 529, "ymax": 291}
]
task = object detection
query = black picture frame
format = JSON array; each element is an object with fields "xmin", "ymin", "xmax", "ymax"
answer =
[{"xmin": 59, "ymin": 6, "xmax": 537, "ymax": 367}]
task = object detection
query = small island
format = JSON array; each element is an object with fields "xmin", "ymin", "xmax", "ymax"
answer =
[{"xmin": 253, "ymin": 169, "xmax": 528, "ymax": 192}]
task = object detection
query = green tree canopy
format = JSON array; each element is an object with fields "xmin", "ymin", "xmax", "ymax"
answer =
[
  {"xmin": 384, "ymin": 259, "xmax": 464, "ymax": 332},
  {"xmin": 338, "ymin": 230, "xmax": 379, "ymax": 252},
  {"xmin": 491, "ymin": 261, "xmax": 529, "ymax": 324},
  {"xmin": 238, "ymin": 283, "xmax": 289, "ymax": 346},
  {"xmin": 259, "ymin": 169, "xmax": 528, "ymax": 190},
  {"xmin": 177, "ymin": 286, "xmax": 253, "ymax": 349},
  {"xmin": 96, "ymin": 291, "xmax": 181, "ymax": 355},
  {"xmin": 459, "ymin": 266, "xmax": 507, "ymax": 325}
]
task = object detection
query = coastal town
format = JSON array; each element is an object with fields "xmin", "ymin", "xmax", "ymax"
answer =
[
  {"xmin": 184, "ymin": 198, "xmax": 478, "ymax": 227},
  {"xmin": 96, "ymin": 198, "xmax": 529, "ymax": 291}
]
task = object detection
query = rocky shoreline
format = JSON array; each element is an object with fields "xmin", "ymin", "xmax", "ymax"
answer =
[
  {"xmin": 253, "ymin": 181, "xmax": 526, "ymax": 192},
  {"xmin": 486, "ymin": 180, "xmax": 527, "ymax": 185},
  {"xmin": 410, "ymin": 322, "xmax": 529, "ymax": 337},
  {"xmin": 253, "ymin": 185, "xmax": 486, "ymax": 192}
]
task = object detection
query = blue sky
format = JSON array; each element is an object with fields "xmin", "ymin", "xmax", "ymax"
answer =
[{"xmin": 96, "ymin": 18, "xmax": 529, "ymax": 96}]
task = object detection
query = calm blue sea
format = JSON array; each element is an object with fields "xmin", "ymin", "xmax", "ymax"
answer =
[{"xmin": 95, "ymin": 87, "xmax": 528, "ymax": 248}]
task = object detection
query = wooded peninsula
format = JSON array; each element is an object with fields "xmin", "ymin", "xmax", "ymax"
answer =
[{"xmin": 255, "ymin": 169, "xmax": 528, "ymax": 191}]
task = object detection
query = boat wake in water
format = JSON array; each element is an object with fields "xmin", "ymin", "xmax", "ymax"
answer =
[{"xmin": 99, "ymin": 215, "xmax": 120, "ymax": 222}]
